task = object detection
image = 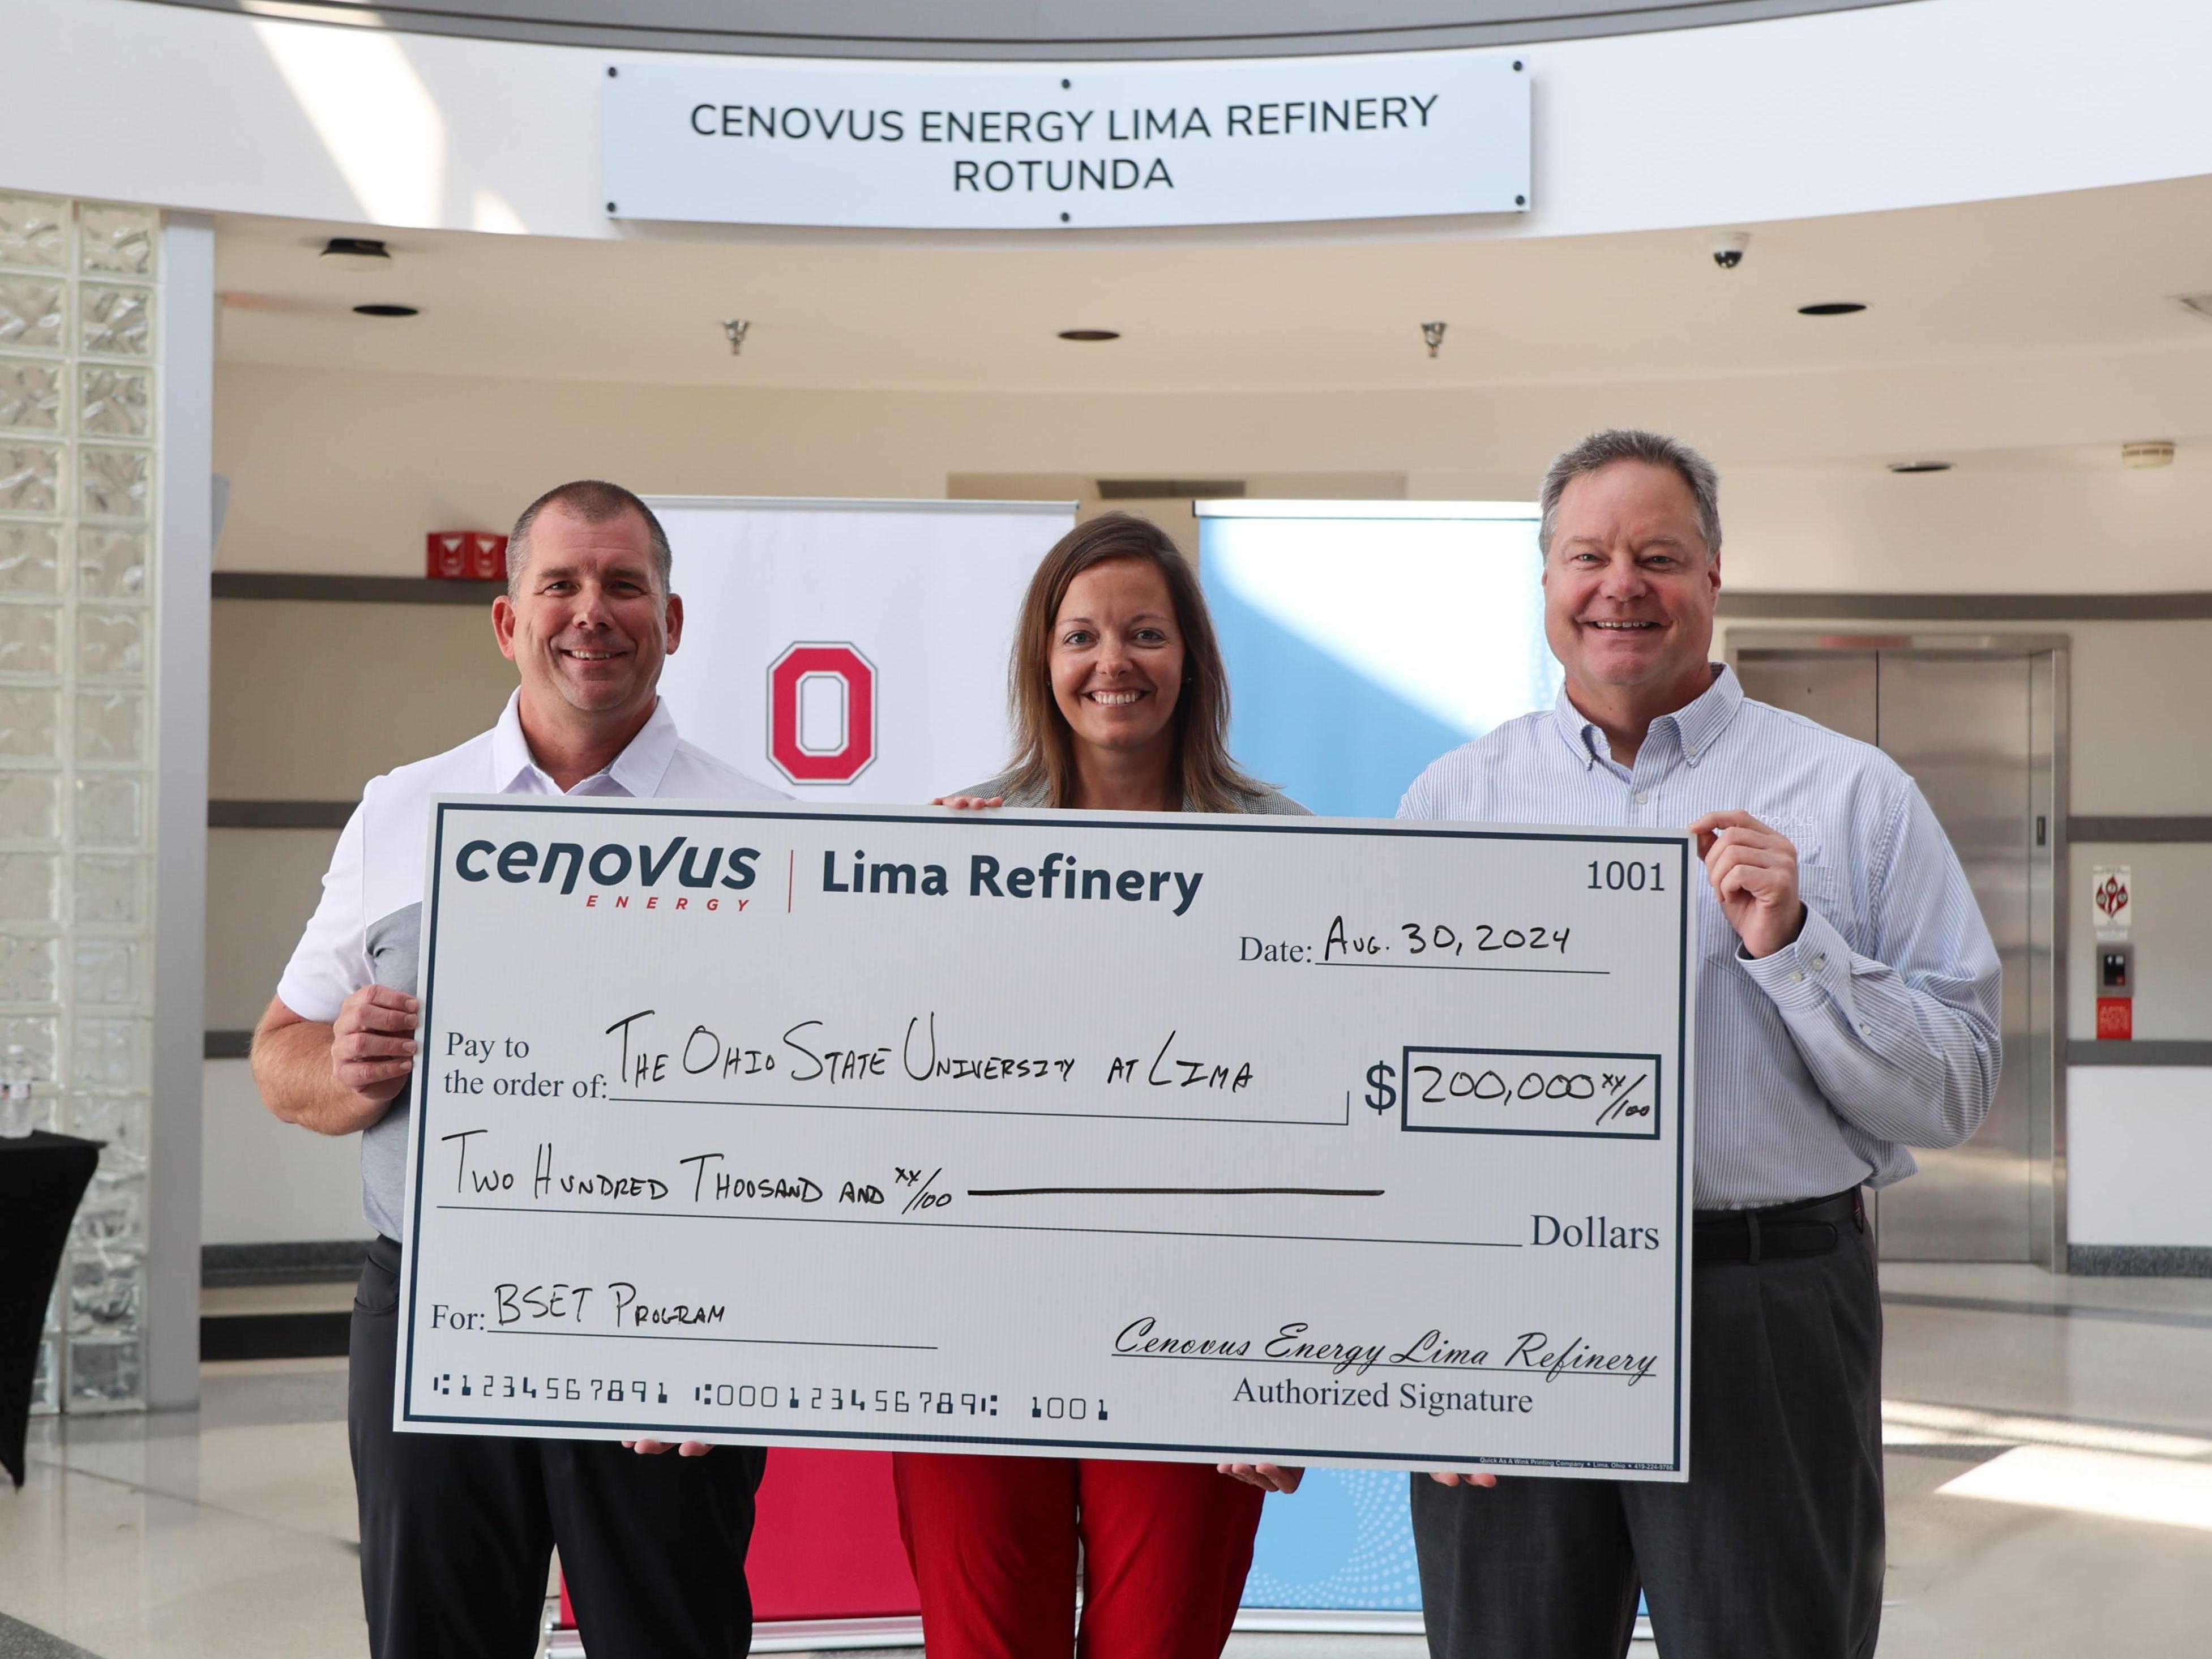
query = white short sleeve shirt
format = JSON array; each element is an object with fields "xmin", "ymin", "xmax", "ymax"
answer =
[{"xmin": 276, "ymin": 692, "xmax": 785, "ymax": 1238}]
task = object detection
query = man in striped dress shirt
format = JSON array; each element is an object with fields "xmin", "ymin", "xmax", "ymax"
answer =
[{"xmin": 1401, "ymin": 430, "xmax": 2001, "ymax": 1659}]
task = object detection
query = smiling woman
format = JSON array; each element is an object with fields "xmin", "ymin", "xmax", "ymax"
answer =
[
  {"xmin": 987, "ymin": 512, "xmax": 1289, "ymax": 814},
  {"xmin": 898, "ymin": 510, "xmax": 1308, "ymax": 1659}
]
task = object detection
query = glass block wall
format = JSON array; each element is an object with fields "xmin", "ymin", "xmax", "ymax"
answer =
[{"xmin": 0, "ymin": 194, "xmax": 159, "ymax": 1414}]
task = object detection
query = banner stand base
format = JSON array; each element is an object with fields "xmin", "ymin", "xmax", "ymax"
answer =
[
  {"xmin": 545, "ymin": 1609, "xmax": 1464, "ymax": 1654},
  {"xmin": 1235, "ymin": 1609, "xmax": 1424, "ymax": 1634},
  {"xmin": 549, "ymin": 1615, "xmax": 925, "ymax": 1656}
]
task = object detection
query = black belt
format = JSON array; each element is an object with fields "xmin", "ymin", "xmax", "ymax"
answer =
[{"xmin": 1693, "ymin": 1188, "xmax": 1863, "ymax": 1265}]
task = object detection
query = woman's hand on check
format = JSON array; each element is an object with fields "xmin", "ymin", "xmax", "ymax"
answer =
[
  {"xmin": 1218, "ymin": 1461, "xmax": 1304, "ymax": 1493},
  {"xmin": 623, "ymin": 1439, "xmax": 712, "ymax": 1457},
  {"xmin": 931, "ymin": 796, "xmax": 1006, "ymax": 810},
  {"xmin": 1426, "ymin": 1470, "xmax": 1499, "ymax": 1487}
]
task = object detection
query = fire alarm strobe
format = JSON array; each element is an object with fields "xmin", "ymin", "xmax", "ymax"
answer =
[{"xmin": 425, "ymin": 532, "xmax": 508, "ymax": 581}]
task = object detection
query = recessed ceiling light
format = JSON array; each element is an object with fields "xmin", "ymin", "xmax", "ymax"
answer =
[
  {"xmin": 353, "ymin": 303, "xmax": 419, "ymax": 318},
  {"xmin": 1888, "ymin": 460, "xmax": 1952, "ymax": 474},
  {"xmin": 1058, "ymin": 328, "xmax": 1120, "ymax": 341},
  {"xmin": 320, "ymin": 236, "xmax": 392, "ymax": 272},
  {"xmin": 1798, "ymin": 302, "xmax": 1868, "ymax": 317}
]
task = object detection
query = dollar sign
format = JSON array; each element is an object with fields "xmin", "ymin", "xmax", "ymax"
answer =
[{"xmin": 1364, "ymin": 1061, "xmax": 1397, "ymax": 1113}]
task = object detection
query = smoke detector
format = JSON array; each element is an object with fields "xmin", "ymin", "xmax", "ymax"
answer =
[{"xmin": 2121, "ymin": 441, "xmax": 2175, "ymax": 469}]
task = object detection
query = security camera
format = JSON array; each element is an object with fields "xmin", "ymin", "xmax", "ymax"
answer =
[{"xmin": 1711, "ymin": 232, "xmax": 1750, "ymax": 271}]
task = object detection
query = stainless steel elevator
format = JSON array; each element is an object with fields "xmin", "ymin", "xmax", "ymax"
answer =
[{"xmin": 1729, "ymin": 634, "xmax": 2065, "ymax": 1265}]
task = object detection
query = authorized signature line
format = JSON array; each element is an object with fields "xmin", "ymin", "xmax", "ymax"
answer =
[
  {"xmin": 435, "ymin": 1202, "xmax": 1519, "ymax": 1250},
  {"xmin": 481, "ymin": 1328, "xmax": 935, "ymax": 1353},
  {"xmin": 968, "ymin": 1186, "xmax": 1384, "ymax": 1198}
]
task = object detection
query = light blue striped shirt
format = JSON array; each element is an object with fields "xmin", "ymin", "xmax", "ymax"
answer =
[{"xmin": 1398, "ymin": 665, "xmax": 2001, "ymax": 1208}]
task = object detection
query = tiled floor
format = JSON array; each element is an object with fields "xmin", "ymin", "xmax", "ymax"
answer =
[{"xmin": 3, "ymin": 1265, "xmax": 2209, "ymax": 1657}]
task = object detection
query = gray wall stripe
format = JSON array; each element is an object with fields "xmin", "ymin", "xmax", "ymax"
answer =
[
  {"xmin": 2065, "ymin": 1040, "xmax": 2212, "ymax": 1067},
  {"xmin": 216, "ymin": 575, "xmax": 2212, "ymax": 621},
  {"xmin": 209, "ymin": 800, "xmax": 356, "ymax": 830},
  {"xmin": 213, "ymin": 573, "xmax": 500, "ymax": 605},
  {"xmin": 2069, "ymin": 1245, "xmax": 2212, "ymax": 1277},
  {"xmin": 2069, "ymin": 817, "xmax": 2212, "ymax": 844},
  {"xmin": 1716, "ymin": 592, "xmax": 2212, "ymax": 621}
]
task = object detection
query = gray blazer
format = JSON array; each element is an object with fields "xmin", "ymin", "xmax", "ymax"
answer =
[{"xmin": 957, "ymin": 773, "xmax": 1312, "ymax": 816}]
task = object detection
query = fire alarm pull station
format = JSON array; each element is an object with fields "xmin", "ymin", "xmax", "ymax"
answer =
[{"xmin": 2096, "ymin": 941, "xmax": 2135, "ymax": 1041}]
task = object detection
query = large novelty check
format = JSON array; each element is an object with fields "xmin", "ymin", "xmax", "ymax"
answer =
[{"xmin": 397, "ymin": 801, "xmax": 1696, "ymax": 1477}]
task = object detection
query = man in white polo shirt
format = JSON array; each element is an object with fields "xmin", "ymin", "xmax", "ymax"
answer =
[{"xmin": 253, "ymin": 480, "xmax": 784, "ymax": 1659}]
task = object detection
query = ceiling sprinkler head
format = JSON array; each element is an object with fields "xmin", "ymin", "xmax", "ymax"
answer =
[
  {"xmin": 722, "ymin": 319, "xmax": 751, "ymax": 356},
  {"xmin": 1421, "ymin": 321, "xmax": 1447, "ymax": 358}
]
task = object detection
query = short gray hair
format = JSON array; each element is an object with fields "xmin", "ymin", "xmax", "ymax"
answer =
[
  {"xmin": 1538, "ymin": 429, "xmax": 1722, "ymax": 562},
  {"xmin": 506, "ymin": 480, "xmax": 673, "ymax": 597}
]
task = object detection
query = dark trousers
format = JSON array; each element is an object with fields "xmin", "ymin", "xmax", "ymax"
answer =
[
  {"xmin": 1411, "ymin": 1208, "xmax": 1884, "ymax": 1659},
  {"xmin": 350, "ymin": 1236, "xmax": 766, "ymax": 1659}
]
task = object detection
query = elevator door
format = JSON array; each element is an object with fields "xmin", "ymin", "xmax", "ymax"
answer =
[{"xmin": 1735, "ymin": 651, "xmax": 2038, "ymax": 1262}]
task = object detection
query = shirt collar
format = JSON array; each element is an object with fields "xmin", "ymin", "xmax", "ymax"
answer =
[
  {"xmin": 1548, "ymin": 662, "xmax": 1745, "ymax": 771},
  {"xmin": 490, "ymin": 691, "xmax": 682, "ymax": 797}
]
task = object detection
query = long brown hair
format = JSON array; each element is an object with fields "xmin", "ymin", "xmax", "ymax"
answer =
[{"xmin": 1002, "ymin": 512, "xmax": 1265, "ymax": 812}]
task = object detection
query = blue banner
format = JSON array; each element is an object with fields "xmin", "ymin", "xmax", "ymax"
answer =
[
  {"xmin": 1199, "ymin": 502, "xmax": 1559, "ymax": 819},
  {"xmin": 1202, "ymin": 501, "xmax": 1558, "ymax": 1613}
]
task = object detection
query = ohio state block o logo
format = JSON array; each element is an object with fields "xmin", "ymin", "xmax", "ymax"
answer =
[{"xmin": 767, "ymin": 643, "xmax": 876, "ymax": 784}]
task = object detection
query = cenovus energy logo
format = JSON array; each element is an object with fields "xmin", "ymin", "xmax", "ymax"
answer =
[
  {"xmin": 453, "ymin": 836, "xmax": 761, "ymax": 895},
  {"xmin": 768, "ymin": 641, "xmax": 876, "ymax": 785}
]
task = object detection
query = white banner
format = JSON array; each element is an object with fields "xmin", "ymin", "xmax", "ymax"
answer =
[
  {"xmin": 396, "ymin": 799, "xmax": 1696, "ymax": 1476},
  {"xmin": 603, "ymin": 52, "xmax": 1531, "ymax": 229},
  {"xmin": 649, "ymin": 497, "xmax": 1073, "ymax": 803}
]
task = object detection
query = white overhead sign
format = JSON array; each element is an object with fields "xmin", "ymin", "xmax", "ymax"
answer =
[{"xmin": 602, "ymin": 52, "xmax": 1530, "ymax": 230}]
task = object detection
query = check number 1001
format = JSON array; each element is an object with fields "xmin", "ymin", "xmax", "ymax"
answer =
[{"xmin": 1587, "ymin": 860, "xmax": 1667, "ymax": 892}]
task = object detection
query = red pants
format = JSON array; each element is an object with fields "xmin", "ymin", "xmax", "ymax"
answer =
[{"xmin": 892, "ymin": 1453, "xmax": 1265, "ymax": 1659}]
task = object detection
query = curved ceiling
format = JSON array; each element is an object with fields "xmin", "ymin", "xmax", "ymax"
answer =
[
  {"xmin": 150, "ymin": 0, "xmax": 1908, "ymax": 59},
  {"xmin": 212, "ymin": 173, "xmax": 2212, "ymax": 401}
]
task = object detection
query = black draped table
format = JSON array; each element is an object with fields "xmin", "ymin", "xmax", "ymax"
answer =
[{"xmin": 0, "ymin": 1131, "xmax": 100, "ymax": 1487}]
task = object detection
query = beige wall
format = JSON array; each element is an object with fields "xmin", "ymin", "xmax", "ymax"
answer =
[
  {"xmin": 215, "ymin": 362, "xmax": 2212, "ymax": 593},
  {"xmin": 2066, "ymin": 844, "xmax": 2212, "ymax": 1044},
  {"xmin": 204, "ymin": 1057, "xmax": 371, "ymax": 1245},
  {"xmin": 211, "ymin": 599, "xmax": 516, "ymax": 799},
  {"xmin": 207, "ymin": 826, "xmax": 339, "ymax": 1032},
  {"xmin": 208, "ymin": 597, "xmax": 517, "ymax": 1031}
]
